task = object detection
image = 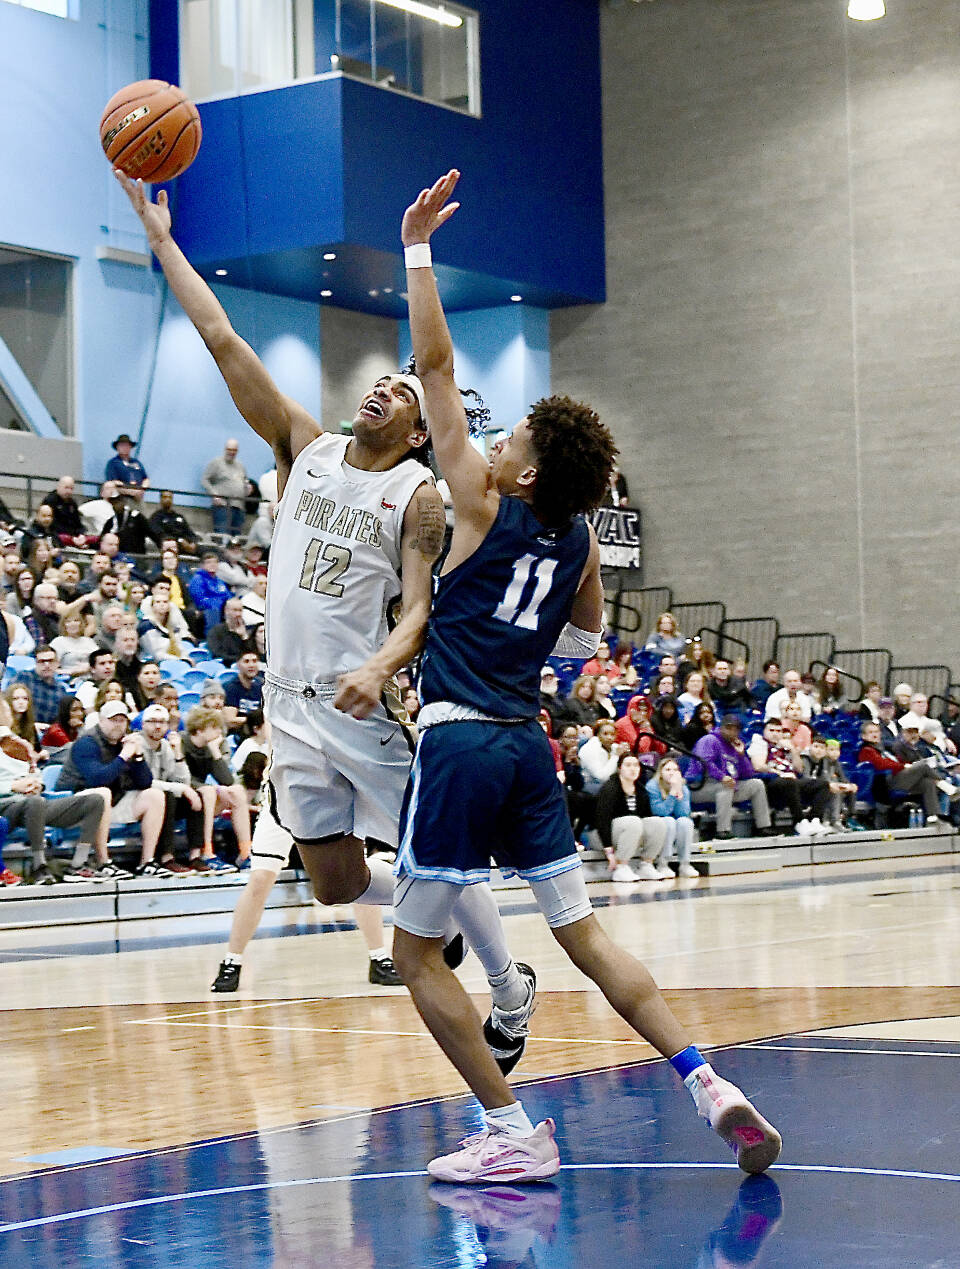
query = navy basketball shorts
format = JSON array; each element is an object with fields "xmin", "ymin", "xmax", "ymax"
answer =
[{"xmin": 395, "ymin": 719, "xmax": 581, "ymax": 885}]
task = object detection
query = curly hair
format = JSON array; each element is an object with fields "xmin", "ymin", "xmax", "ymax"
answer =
[
  {"xmin": 403, "ymin": 355, "xmax": 491, "ymax": 441},
  {"xmin": 525, "ymin": 395, "xmax": 617, "ymax": 527}
]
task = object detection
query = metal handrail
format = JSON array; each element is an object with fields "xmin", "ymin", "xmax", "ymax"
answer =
[
  {"xmin": 697, "ymin": 625, "xmax": 750, "ymax": 663},
  {"xmin": 0, "ymin": 470, "xmax": 218, "ymax": 516},
  {"xmin": 809, "ymin": 660, "xmax": 866, "ymax": 702}
]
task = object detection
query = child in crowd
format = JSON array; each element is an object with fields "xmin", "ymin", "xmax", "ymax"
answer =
[
  {"xmin": 802, "ymin": 736, "xmax": 862, "ymax": 831},
  {"xmin": 646, "ymin": 756, "xmax": 699, "ymax": 877},
  {"xmin": 181, "ymin": 706, "xmax": 252, "ymax": 872}
]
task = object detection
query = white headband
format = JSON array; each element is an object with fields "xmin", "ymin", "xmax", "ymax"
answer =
[{"xmin": 395, "ymin": 374, "xmax": 428, "ymax": 427}]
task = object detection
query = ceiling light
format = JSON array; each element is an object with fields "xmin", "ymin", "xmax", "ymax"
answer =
[
  {"xmin": 320, "ymin": 289, "xmax": 332, "ymax": 298},
  {"xmin": 368, "ymin": 289, "xmax": 379, "ymax": 297},
  {"xmin": 376, "ymin": 0, "xmax": 462, "ymax": 29},
  {"xmin": 510, "ymin": 294, "xmax": 522, "ymax": 302},
  {"xmin": 847, "ymin": 0, "xmax": 885, "ymax": 19},
  {"xmin": 215, "ymin": 268, "xmax": 228, "ymax": 276},
  {"xmin": 323, "ymin": 252, "xmax": 337, "ymax": 261},
  {"xmin": 383, "ymin": 287, "xmax": 393, "ymax": 294}
]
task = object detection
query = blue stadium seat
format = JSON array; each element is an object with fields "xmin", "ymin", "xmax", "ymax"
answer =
[
  {"xmin": 194, "ymin": 659, "xmax": 225, "ymax": 676},
  {"xmin": 159, "ymin": 658, "xmax": 190, "ymax": 680},
  {"xmin": 178, "ymin": 692, "xmax": 201, "ymax": 710},
  {"xmin": 182, "ymin": 670, "xmax": 209, "ymax": 690}
]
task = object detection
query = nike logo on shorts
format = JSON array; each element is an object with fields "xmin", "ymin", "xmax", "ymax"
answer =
[{"xmin": 380, "ymin": 735, "xmax": 392, "ymax": 746}]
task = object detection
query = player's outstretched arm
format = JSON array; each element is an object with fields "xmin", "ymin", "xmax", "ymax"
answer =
[
  {"xmin": 114, "ymin": 171, "xmax": 319, "ymax": 480},
  {"xmin": 333, "ymin": 482, "xmax": 444, "ymax": 719},
  {"xmin": 568, "ymin": 526, "xmax": 605, "ymax": 635},
  {"xmin": 402, "ymin": 171, "xmax": 495, "ymax": 530}
]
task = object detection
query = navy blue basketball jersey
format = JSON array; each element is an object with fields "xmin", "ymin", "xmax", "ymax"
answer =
[{"xmin": 418, "ymin": 495, "xmax": 591, "ymax": 719}]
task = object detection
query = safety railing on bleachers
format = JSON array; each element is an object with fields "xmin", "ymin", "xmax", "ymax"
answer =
[
  {"xmin": 0, "ymin": 470, "xmax": 216, "ymax": 518},
  {"xmin": 829, "ymin": 648, "xmax": 893, "ymax": 693},
  {"xmin": 671, "ymin": 601, "xmax": 726, "ymax": 642},
  {"xmin": 773, "ymin": 631, "xmax": 837, "ymax": 673},
  {"xmin": 887, "ymin": 664, "xmax": 952, "ymax": 701},
  {"xmin": 719, "ymin": 617, "xmax": 779, "ymax": 671},
  {"xmin": 809, "ymin": 660, "xmax": 865, "ymax": 703},
  {"xmin": 605, "ymin": 585, "xmax": 672, "ymax": 640},
  {"xmin": 696, "ymin": 626, "xmax": 750, "ymax": 664}
]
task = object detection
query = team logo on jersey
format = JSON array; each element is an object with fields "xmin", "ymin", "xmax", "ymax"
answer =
[
  {"xmin": 380, "ymin": 499, "xmax": 396, "ymax": 510},
  {"xmin": 293, "ymin": 490, "xmax": 382, "ymax": 546}
]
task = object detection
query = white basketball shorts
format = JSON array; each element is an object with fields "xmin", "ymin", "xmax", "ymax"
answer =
[{"xmin": 263, "ymin": 672, "xmax": 415, "ymax": 848}]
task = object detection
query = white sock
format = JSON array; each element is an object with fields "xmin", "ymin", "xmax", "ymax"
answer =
[
  {"xmin": 355, "ymin": 855, "xmax": 395, "ymax": 906},
  {"xmin": 452, "ymin": 883, "xmax": 515, "ymax": 983},
  {"xmin": 367, "ymin": 946, "xmax": 387, "ymax": 961},
  {"xmin": 487, "ymin": 962, "xmax": 528, "ymax": 1011},
  {"xmin": 483, "ymin": 1101, "xmax": 534, "ymax": 1137},
  {"xmin": 683, "ymin": 1062, "xmax": 717, "ymax": 1096},
  {"xmin": 224, "ymin": 953, "xmax": 242, "ymax": 966}
]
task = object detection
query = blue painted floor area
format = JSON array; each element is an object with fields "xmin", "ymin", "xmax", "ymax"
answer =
[{"xmin": 2, "ymin": 1038, "xmax": 959, "ymax": 1267}]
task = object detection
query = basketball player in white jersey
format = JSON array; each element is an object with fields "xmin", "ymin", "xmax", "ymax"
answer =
[{"xmin": 118, "ymin": 172, "xmax": 538, "ymax": 1065}]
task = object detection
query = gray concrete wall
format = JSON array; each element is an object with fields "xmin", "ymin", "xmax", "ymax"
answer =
[
  {"xmin": 321, "ymin": 307, "xmax": 398, "ymax": 433},
  {"xmin": 552, "ymin": 0, "xmax": 960, "ymax": 675}
]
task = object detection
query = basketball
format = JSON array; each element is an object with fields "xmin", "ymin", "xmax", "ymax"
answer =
[{"xmin": 99, "ymin": 79, "xmax": 201, "ymax": 183}]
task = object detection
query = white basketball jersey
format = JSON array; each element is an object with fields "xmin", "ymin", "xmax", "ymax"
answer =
[{"xmin": 265, "ymin": 433, "xmax": 432, "ymax": 682}]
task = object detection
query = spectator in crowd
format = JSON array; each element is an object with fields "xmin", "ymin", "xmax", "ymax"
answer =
[
  {"xmin": 181, "ymin": 706, "xmax": 252, "ymax": 871},
  {"xmin": 95, "ymin": 603, "xmax": 127, "ymax": 654},
  {"xmin": 814, "ymin": 666, "xmax": 847, "ymax": 714},
  {"xmin": 615, "ymin": 695, "xmax": 666, "ymax": 763},
  {"xmin": 401, "ymin": 687, "xmax": 421, "ymax": 724},
  {"xmin": 85, "ymin": 679, "xmax": 131, "ymax": 730},
  {"xmin": 594, "ymin": 674, "xmax": 618, "ymax": 722},
  {"xmin": 651, "ymin": 673, "xmax": 677, "ymax": 701},
  {"xmin": 612, "ymin": 645, "xmax": 640, "ymax": 688},
  {"xmin": 240, "ymin": 573, "xmax": 268, "ymax": 630},
  {"xmin": 101, "ymin": 491, "xmax": 160, "ymax": 555},
  {"xmin": 231, "ymin": 709, "xmax": 269, "ymax": 773},
  {"xmin": 651, "ymin": 694, "xmax": 684, "ymax": 749},
  {"xmin": 189, "ymin": 550, "xmax": 232, "ymax": 632},
  {"xmin": 646, "ymin": 756, "xmax": 699, "ymax": 878},
  {"xmin": 152, "ymin": 682, "xmax": 183, "ymax": 734},
  {"xmin": 750, "ymin": 660, "xmax": 780, "ymax": 711},
  {"xmin": 644, "ymin": 611, "xmax": 686, "ymax": 659},
  {"xmin": 24, "ymin": 582, "xmax": 61, "ymax": 646},
  {"xmin": 104, "ymin": 434, "xmax": 149, "ymax": 498},
  {"xmin": 153, "ymin": 547, "xmax": 189, "ymax": 610},
  {"xmin": 207, "ymin": 595, "xmax": 253, "ymax": 666},
  {"xmin": 944, "ymin": 702, "xmax": 960, "ymax": 754},
  {"xmin": 217, "ymin": 539, "xmax": 253, "ymax": 594},
  {"xmin": 222, "ymin": 650, "xmax": 264, "ymax": 733},
  {"xmin": 75, "ymin": 649, "xmax": 118, "ymax": 712},
  {"xmin": 5, "ymin": 684, "xmax": 39, "ymax": 754},
  {"xmin": 857, "ymin": 681, "xmax": 883, "ymax": 723},
  {"xmin": 651, "ymin": 653, "xmax": 678, "ymax": 690},
  {"xmin": 19, "ymin": 503, "xmax": 58, "ymax": 561},
  {"xmin": 123, "ymin": 578, "xmax": 148, "ymax": 615},
  {"xmin": 601, "ymin": 464, "xmax": 629, "ymax": 508},
  {"xmin": 594, "ymin": 752, "xmax": 671, "ymax": 882},
  {"xmin": 780, "ymin": 699, "xmax": 813, "ymax": 754},
  {"xmin": 200, "ymin": 679, "xmax": 227, "ymax": 715},
  {"xmin": 2, "ymin": 550, "xmax": 24, "ymax": 595},
  {"xmin": 747, "ymin": 719, "xmax": 831, "ymax": 835},
  {"xmin": 97, "ymin": 531, "xmax": 134, "ymax": 573},
  {"xmin": 0, "ymin": 727, "xmax": 115, "ymax": 884},
  {"xmin": 538, "ymin": 711, "xmax": 564, "ymax": 779},
  {"xmin": 899, "ymin": 693, "xmax": 957, "ymax": 754},
  {"xmin": 891, "ymin": 683, "xmax": 913, "ymax": 718},
  {"xmin": 858, "ymin": 720, "xmax": 942, "ymax": 825},
  {"xmin": 681, "ymin": 700, "xmax": 718, "ymax": 751},
  {"xmin": 55, "ymin": 559, "xmax": 83, "ymax": 605},
  {"xmin": 78, "ymin": 481, "xmax": 119, "ymax": 537},
  {"xmin": 243, "ymin": 542, "xmax": 267, "ymax": 577},
  {"xmin": 148, "ymin": 490, "xmax": 197, "ymax": 556},
  {"xmin": 730, "ymin": 657, "xmax": 750, "ymax": 691},
  {"xmin": 132, "ymin": 661, "xmax": 162, "ymax": 713},
  {"xmin": 251, "ymin": 621, "xmax": 265, "ymax": 663},
  {"xmin": 5, "ymin": 566, "xmax": 36, "ymax": 617},
  {"xmin": 560, "ymin": 674, "xmax": 605, "ymax": 734},
  {"xmin": 247, "ymin": 467, "xmax": 278, "ymax": 552},
  {"xmin": 677, "ymin": 671, "xmax": 712, "ymax": 725},
  {"xmin": 538, "ymin": 665, "xmax": 565, "ymax": 729},
  {"xmin": 764, "ymin": 669, "xmax": 814, "ymax": 722},
  {"xmin": 138, "ymin": 703, "xmax": 204, "ymax": 875},
  {"xmin": 112, "ymin": 627, "xmax": 144, "ymax": 700},
  {"xmin": 708, "ymin": 659, "xmax": 753, "ymax": 714},
  {"xmin": 42, "ymin": 475, "xmax": 89, "ymax": 546},
  {"xmin": 579, "ymin": 719, "xmax": 630, "ymax": 795},
  {"xmin": 40, "ymin": 695, "xmax": 86, "ymax": 752},
  {"xmin": 690, "ymin": 714, "xmax": 774, "ymax": 840},
  {"xmin": 678, "ymin": 636, "xmax": 715, "ymax": 683},
  {"xmin": 804, "ymin": 735, "xmax": 862, "ymax": 831},
  {"xmin": 557, "ymin": 724, "xmax": 593, "ymax": 835},
  {"xmin": 51, "ymin": 610, "xmax": 98, "ymax": 677},
  {"xmin": 58, "ymin": 698, "xmax": 169, "ymax": 875},
  {"xmin": 5, "ymin": 610, "xmax": 34, "ymax": 657},
  {"xmin": 583, "ymin": 640, "xmax": 619, "ymax": 681},
  {"xmin": 16, "ymin": 645, "xmax": 66, "ymax": 725},
  {"xmin": 78, "ymin": 551, "xmax": 111, "ymax": 593},
  {"xmin": 138, "ymin": 587, "xmax": 189, "ymax": 661},
  {"xmin": 202, "ymin": 438, "xmax": 248, "ymax": 535}
]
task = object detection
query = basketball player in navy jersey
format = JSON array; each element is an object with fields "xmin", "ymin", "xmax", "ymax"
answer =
[
  {"xmin": 390, "ymin": 171, "xmax": 783, "ymax": 1184},
  {"xmin": 116, "ymin": 171, "xmax": 537, "ymax": 1055}
]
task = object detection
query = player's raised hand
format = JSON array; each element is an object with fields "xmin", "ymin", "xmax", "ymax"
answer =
[
  {"xmin": 114, "ymin": 169, "xmax": 172, "ymax": 243},
  {"xmin": 401, "ymin": 169, "xmax": 461, "ymax": 247}
]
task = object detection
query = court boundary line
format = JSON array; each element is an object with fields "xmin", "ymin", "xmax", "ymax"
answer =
[
  {"xmin": 4, "ymin": 1160, "xmax": 960, "ymax": 1235},
  {"xmin": 743, "ymin": 1043, "xmax": 960, "ymax": 1058}
]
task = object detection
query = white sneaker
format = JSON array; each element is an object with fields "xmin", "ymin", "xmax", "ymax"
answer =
[
  {"xmin": 807, "ymin": 818, "xmax": 827, "ymax": 836},
  {"xmin": 926, "ymin": 815, "xmax": 940, "ymax": 826},
  {"xmin": 611, "ymin": 864, "xmax": 640, "ymax": 882},
  {"xmin": 687, "ymin": 1070, "xmax": 782, "ymax": 1175},
  {"xmin": 677, "ymin": 863, "xmax": 699, "ymax": 878},
  {"xmin": 654, "ymin": 862, "xmax": 674, "ymax": 878},
  {"xmin": 794, "ymin": 819, "xmax": 812, "ymax": 837},
  {"xmin": 427, "ymin": 1119, "xmax": 561, "ymax": 1184},
  {"xmin": 635, "ymin": 860, "xmax": 661, "ymax": 880}
]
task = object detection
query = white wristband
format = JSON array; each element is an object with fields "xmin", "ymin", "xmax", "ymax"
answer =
[
  {"xmin": 551, "ymin": 623, "xmax": 602, "ymax": 658},
  {"xmin": 404, "ymin": 242, "xmax": 433, "ymax": 269}
]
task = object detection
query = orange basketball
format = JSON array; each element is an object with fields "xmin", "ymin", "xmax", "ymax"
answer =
[{"xmin": 100, "ymin": 79, "xmax": 202, "ymax": 183}]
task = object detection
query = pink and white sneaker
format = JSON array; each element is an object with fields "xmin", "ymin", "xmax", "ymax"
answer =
[
  {"xmin": 427, "ymin": 1119, "xmax": 561, "ymax": 1185},
  {"xmin": 688, "ymin": 1071, "xmax": 782, "ymax": 1175}
]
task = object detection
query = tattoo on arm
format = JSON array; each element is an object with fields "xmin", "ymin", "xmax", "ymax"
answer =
[{"xmin": 410, "ymin": 490, "xmax": 446, "ymax": 560}]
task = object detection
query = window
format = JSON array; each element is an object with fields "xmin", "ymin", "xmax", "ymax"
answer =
[
  {"xmin": 180, "ymin": 0, "xmax": 480, "ymax": 115},
  {"xmin": 0, "ymin": 247, "xmax": 73, "ymax": 436},
  {"xmin": 2, "ymin": 0, "xmax": 75, "ymax": 16}
]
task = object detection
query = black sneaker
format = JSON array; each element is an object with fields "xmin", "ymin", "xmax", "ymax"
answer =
[
  {"xmin": 443, "ymin": 932, "xmax": 466, "ymax": 970},
  {"xmin": 30, "ymin": 866, "xmax": 57, "ymax": 886},
  {"xmin": 134, "ymin": 860, "xmax": 175, "ymax": 878},
  {"xmin": 483, "ymin": 962, "xmax": 537, "ymax": 1076},
  {"xmin": 211, "ymin": 959, "xmax": 241, "ymax": 992},
  {"xmin": 97, "ymin": 861, "xmax": 135, "ymax": 881},
  {"xmin": 368, "ymin": 955, "xmax": 404, "ymax": 986}
]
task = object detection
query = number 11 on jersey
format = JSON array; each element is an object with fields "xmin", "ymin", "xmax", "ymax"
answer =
[{"xmin": 493, "ymin": 553, "xmax": 557, "ymax": 631}]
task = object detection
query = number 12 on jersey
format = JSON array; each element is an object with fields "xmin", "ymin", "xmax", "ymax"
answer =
[
  {"xmin": 299, "ymin": 539, "xmax": 353, "ymax": 597},
  {"xmin": 493, "ymin": 554, "xmax": 557, "ymax": 631}
]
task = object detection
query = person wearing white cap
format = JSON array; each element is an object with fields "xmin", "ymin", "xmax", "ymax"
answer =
[
  {"xmin": 56, "ymin": 699, "xmax": 170, "ymax": 877},
  {"xmin": 140, "ymin": 704, "xmax": 205, "ymax": 875}
]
